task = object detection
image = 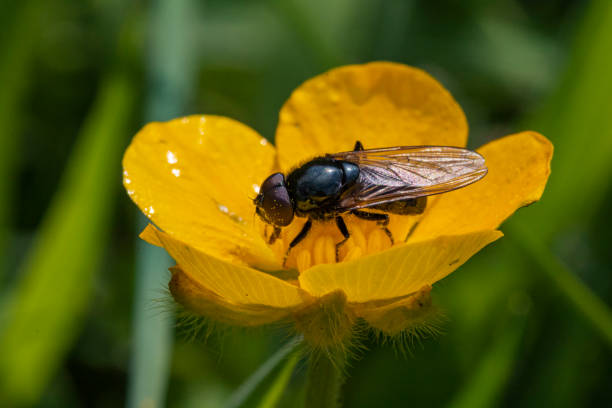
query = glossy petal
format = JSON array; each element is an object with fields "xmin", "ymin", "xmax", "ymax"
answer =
[
  {"xmin": 169, "ymin": 267, "xmax": 295, "ymax": 326},
  {"xmin": 151, "ymin": 227, "xmax": 306, "ymax": 308},
  {"xmin": 298, "ymin": 230, "xmax": 502, "ymax": 303},
  {"xmin": 123, "ymin": 115, "xmax": 280, "ymax": 269},
  {"xmin": 275, "ymin": 62, "xmax": 468, "ymax": 171},
  {"xmin": 410, "ymin": 131, "xmax": 553, "ymax": 241}
]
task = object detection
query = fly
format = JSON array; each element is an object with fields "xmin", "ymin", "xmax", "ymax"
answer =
[{"xmin": 254, "ymin": 141, "xmax": 487, "ymax": 266}]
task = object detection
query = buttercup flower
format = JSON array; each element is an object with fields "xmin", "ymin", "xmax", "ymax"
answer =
[{"xmin": 123, "ymin": 62, "xmax": 552, "ymax": 347}]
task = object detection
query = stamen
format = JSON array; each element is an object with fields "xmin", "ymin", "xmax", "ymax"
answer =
[
  {"xmin": 296, "ymin": 249, "xmax": 312, "ymax": 271},
  {"xmin": 367, "ymin": 229, "xmax": 388, "ymax": 255},
  {"xmin": 323, "ymin": 235, "xmax": 336, "ymax": 264},
  {"xmin": 314, "ymin": 235, "xmax": 335, "ymax": 265},
  {"xmin": 258, "ymin": 215, "xmax": 400, "ymax": 272},
  {"xmin": 344, "ymin": 246, "xmax": 363, "ymax": 262},
  {"xmin": 350, "ymin": 225, "xmax": 367, "ymax": 252}
]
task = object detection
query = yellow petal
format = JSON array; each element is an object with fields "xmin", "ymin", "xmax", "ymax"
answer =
[
  {"xmin": 299, "ymin": 230, "xmax": 502, "ymax": 303},
  {"xmin": 275, "ymin": 62, "xmax": 468, "ymax": 171},
  {"xmin": 152, "ymin": 227, "xmax": 306, "ymax": 308},
  {"xmin": 354, "ymin": 286, "xmax": 436, "ymax": 336},
  {"xmin": 123, "ymin": 115, "xmax": 279, "ymax": 269},
  {"xmin": 410, "ymin": 131, "xmax": 553, "ymax": 241},
  {"xmin": 139, "ymin": 223, "xmax": 162, "ymax": 246},
  {"xmin": 169, "ymin": 267, "xmax": 294, "ymax": 326}
]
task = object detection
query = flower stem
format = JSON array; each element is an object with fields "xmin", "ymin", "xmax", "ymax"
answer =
[{"xmin": 305, "ymin": 351, "xmax": 346, "ymax": 408}]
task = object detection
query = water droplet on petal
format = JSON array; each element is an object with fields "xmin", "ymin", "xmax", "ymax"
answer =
[
  {"xmin": 260, "ymin": 138, "xmax": 268, "ymax": 146},
  {"xmin": 166, "ymin": 151, "xmax": 178, "ymax": 164},
  {"xmin": 171, "ymin": 168, "xmax": 181, "ymax": 177}
]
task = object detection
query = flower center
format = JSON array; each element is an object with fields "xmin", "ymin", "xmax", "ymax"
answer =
[{"xmin": 259, "ymin": 214, "xmax": 421, "ymax": 272}]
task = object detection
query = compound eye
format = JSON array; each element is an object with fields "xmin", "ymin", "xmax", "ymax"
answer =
[
  {"xmin": 260, "ymin": 173, "xmax": 294, "ymax": 226},
  {"xmin": 260, "ymin": 173, "xmax": 285, "ymax": 192}
]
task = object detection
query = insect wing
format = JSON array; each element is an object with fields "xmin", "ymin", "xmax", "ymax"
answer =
[{"xmin": 329, "ymin": 146, "xmax": 487, "ymax": 210}]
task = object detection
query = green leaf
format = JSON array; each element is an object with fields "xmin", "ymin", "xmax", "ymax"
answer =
[{"xmin": 0, "ymin": 72, "xmax": 136, "ymax": 406}]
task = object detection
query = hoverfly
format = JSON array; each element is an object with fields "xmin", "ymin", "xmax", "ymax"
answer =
[{"xmin": 254, "ymin": 141, "xmax": 487, "ymax": 266}]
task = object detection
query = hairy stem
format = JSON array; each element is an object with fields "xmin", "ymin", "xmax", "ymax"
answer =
[{"xmin": 305, "ymin": 351, "xmax": 346, "ymax": 408}]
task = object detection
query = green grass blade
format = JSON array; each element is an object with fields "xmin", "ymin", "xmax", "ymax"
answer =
[
  {"xmin": 225, "ymin": 337, "xmax": 302, "ymax": 408},
  {"xmin": 0, "ymin": 72, "xmax": 136, "ymax": 406},
  {"xmin": 0, "ymin": 0, "xmax": 41, "ymax": 274},
  {"xmin": 505, "ymin": 0, "xmax": 612, "ymax": 353},
  {"xmin": 127, "ymin": 230, "xmax": 175, "ymax": 408},
  {"xmin": 509, "ymin": 224, "xmax": 612, "ymax": 348},
  {"xmin": 256, "ymin": 346, "xmax": 301, "ymax": 408},
  {"xmin": 446, "ymin": 317, "xmax": 525, "ymax": 408},
  {"xmin": 521, "ymin": 0, "xmax": 612, "ymax": 239},
  {"xmin": 126, "ymin": 1, "xmax": 198, "ymax": 407}
]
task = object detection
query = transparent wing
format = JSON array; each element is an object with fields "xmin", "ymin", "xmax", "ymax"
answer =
[{"xmin": 328, "ymin": 146, "xmax": 487, "ymax": 211}]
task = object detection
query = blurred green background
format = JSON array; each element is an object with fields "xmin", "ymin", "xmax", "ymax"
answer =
[{"xmin": 1, "ymin": 0, "xmax": 611, "ymax": 407}]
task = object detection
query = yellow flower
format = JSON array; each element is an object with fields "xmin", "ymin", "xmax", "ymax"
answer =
[{"xmin": 122, "ymin": 62, "xmax": 552, "ymax": 347}]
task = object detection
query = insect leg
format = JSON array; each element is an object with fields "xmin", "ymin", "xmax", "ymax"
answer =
[
  {"xmin": 334, "ymin": 216, "xmax": 350, "ymax": 262},
  {"xmin": 283, "ymin": 219, "xmax": 312, "ymax": 268},
  {"xmin": 268, "ymin": 226, "xmax": 282, "ymax": 245},
  {"xmin": 353, "ymin": 140, "xmax": 364, "ymax": 151},
  {"xmin": 351, "ymin": 210, "xmax": 394, "ymax": 245}
]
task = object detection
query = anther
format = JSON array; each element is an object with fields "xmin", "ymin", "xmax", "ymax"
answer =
[
  {"xmin": 367, "ymin": 229, "xmax": 388, "ymax": 255},
  {"xmin": 296, "ymin": 249, "xmax": 312, "ymax": 272}
]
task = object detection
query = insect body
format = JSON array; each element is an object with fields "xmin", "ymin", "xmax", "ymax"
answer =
[{"xmin": 254, "ymin": 141, "xmax": 487, "ymax": 266}]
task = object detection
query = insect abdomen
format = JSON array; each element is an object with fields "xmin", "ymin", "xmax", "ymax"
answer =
[{"xmin": 370, "ymin": 197, "xmax": 427, "ymax": 215}]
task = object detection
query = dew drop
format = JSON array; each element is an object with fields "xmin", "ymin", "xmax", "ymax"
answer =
[
  {"xmin": 218, "ymin": 204, "xmax": 229, "ymax": 214},
  {"xmin": 171, "ymin": 168, "xmax": 181, "ymax": 177},
  {"xmin": 166, "ymin": 151, "xmax": 178, "ymax": 164},
  {"xmin": 260, "ymin": 138, "xmax": 268, "ymax": 146}
]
